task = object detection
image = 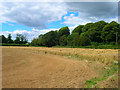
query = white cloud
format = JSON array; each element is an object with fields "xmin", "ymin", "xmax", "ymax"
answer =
[
  {"xmin": 63, "ymin": 14, "xmax": 81, "ymax": 25},
  {"xmin": 0, "ymin": 2, "xmax": 67, "ymax": 28},
  {"xmin": 108, "ymin": 17, "xmax": 118, "ymax": 23},
  {"xmin": 63, "ymin": 13, "xmax": 92, "ymax": 25},
  {"xmin": 89, "ymin": 17, "xmax": 98, "ymax": 20}
]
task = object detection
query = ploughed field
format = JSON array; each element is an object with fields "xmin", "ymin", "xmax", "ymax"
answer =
[{"xmin": 2, "ymin": 46, "xmax": 118, "ymax": 88}]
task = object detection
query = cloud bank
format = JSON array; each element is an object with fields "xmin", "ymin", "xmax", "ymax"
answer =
[
  {"xmin": 0, "ymin": 2, "xmax": 67, "ymax": 28},
  {"xmin": 0, "ymin": 2, "xmax": 118, "ymax": 28}
]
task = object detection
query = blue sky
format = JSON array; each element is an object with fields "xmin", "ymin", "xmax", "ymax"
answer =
[
  {"xmin": 0, "ymin": 1, "xmax": 118, "ymax": 42},
  {"xmin": 2, "ymin": 22, "xmax": 32, "ymax": 32}
]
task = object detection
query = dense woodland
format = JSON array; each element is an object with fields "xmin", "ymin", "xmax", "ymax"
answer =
[
  {"xmin": 31, "ymin": 21, "xmax": 120, "ymax": 47},
  {"xmin": 1, "ymin": 20, "xmax": 120, "ymax": 47}
]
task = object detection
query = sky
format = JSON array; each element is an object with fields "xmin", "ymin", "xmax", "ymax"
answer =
[{"xmin": 0, "ymin": 0, "xmax": 119, "ymax": 42}]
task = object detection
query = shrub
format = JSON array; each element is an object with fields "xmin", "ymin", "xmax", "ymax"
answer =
[{"xmin": 109, "ymin": 42, "xmax": 116, "ymax": 45}]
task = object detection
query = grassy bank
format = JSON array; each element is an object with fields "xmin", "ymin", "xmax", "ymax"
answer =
[{"xmin": 85, "ymin": 65, "xmax": 118, "ymax": 88}]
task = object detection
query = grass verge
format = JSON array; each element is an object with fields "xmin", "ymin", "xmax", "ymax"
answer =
[{"xmin": 85, "ymin": 65, "xmax": 118, "ymax": 88}]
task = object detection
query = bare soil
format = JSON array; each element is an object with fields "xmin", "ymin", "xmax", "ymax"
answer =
[{"xmin": 2, "ymin": 46, "xmax": 117, "ymax": 88}]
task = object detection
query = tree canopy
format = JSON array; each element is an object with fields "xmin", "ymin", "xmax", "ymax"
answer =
[
  {"xmin": 42, "ymin": 31, "xmax": 59, "ymax": 47},
  {"xmin": 72, "ymin": 25, "xmax": 84, "ymax": 35},
  {"xmin": 7, "ymin": 34, "xmax": 13, "ymax": 43},
  {"xmin": 0, "ymin": 35, "xmax": 7, "ymax": 43},
  {"xmin": 58, "ymin": 26, "xmax": 70, "ymax": 37},
  {"xmin": 30, "ymin": 21, "xmax": 120, "ymax": 47},
  {"xmin": 101, "ymin": 21, "xmax": 120, "ymax": 43},
  {"xmin": 14, "ymin": 34, "xmax": 28, "ymax": 44}
]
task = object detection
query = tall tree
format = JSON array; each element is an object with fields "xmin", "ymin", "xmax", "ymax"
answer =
[
  {"xmin": 42, "ymin": 31, "xmax": 59, "ymax": 47},
  {"xmin": 82, "ymin": 23, "xmax": 93, "ymax": 32},
  {"xmin": 58, "ymin": 26, "xmax": 70, "ymax": 37},
  {"xmin": 72, "ymin": 25, "xmax": 84, "ymax": 35},
  {"xmin": 101, "ymin": 21, "xmax": 119, "ymax": 44},
  {"xmin": 37, "ymin": 34, "xmax": 44, "ymax": 46},
  {"xmin": 80, "ymin": 21, "xmax": 108, "ymax": 43},
  {"xmin": 79, "ymin": 32, "xmax": 91, "ymax": 46},
  {"xmin": 94, "ymin": 21, "xmax": 108, "ymax": 31},
  {"xmin": 14, "ymin": 34, "xmax": 21, "ymax": 44},
  {"xmin": 14, "ymin": 34, "xmax": 28, "ymax": 44},
  {"xmin": 87, "ymin": 27, "xmax": 102, "ymax": 42},
  {"xmin": 67, "ymin": 33, "xmax": 80, "ymax": 46},
  {"xmin": 31, "ymin": 38, "xmax": 39, "ymax": 46},
  {"xmin": 59, "ymin": 35, "xmax": 67, "ymax": 46},
  {"xmin": 0, "ymin": 35, "xmax": 7, "ymax": 43},
  {"xmin": 79, "ymin": 35, "xmax": 91, "ymax": 46},
  {"xmin": 7, "ymin": 34, "xmax": 13, "ymax": 43}
]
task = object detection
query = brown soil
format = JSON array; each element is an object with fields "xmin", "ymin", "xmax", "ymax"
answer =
[{"xmin": 2, "ymin": 46, "xmax": 116, "ymax": 88}]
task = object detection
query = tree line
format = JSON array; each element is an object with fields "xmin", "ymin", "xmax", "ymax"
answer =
[
  {"xmin": 1, "ymin": 20, "xmax": 120, "ymax": 47},
  {"xmin": 31, "ymin": 21, "xmax": 120, "ymax": 47},
  {"xmin": 0, "ymin": 34, "xmax": 28, "ymax": 44}
]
